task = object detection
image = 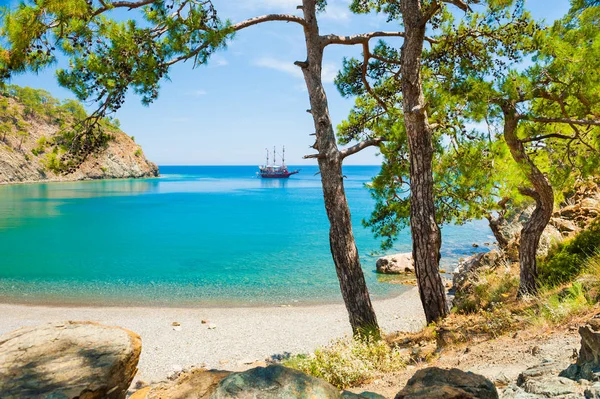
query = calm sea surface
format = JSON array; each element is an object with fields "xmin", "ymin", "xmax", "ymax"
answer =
[{"xmin": 0, "ymin": 166, "xmax": 493, "ymax": 306}]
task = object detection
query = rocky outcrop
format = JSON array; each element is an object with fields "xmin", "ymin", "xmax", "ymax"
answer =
[
  {"xmin": 130, "ymin": 369, "xmax": 232, "ymax": 399},
  {"xmin": 561, "ymin": 316, "xmax": 600, "ymax": 382},
  {"xmin": 452, "ymin": 250, "xmax": 503, "ymax": 292},
  {"xmin": 212, "ymin": 365, "xmax": 342, "ymax": 398},
  {"xmin": 132, "ymin": 365, "xmax": 383, "ymax": 399},
  {"xmin": 394, "ymin": 367, "xmax": 498, "ymax": 399},
  {"xmin": 0, "ymin": 91, "xmax": 158, "ymax": 184},
  {"xmin": 0, "ymin": 321, "xmax": 141, "ymax": 399},
  {"xmin": 503, "ymin": 361, "xmax": 582, "ymax": 398},
  {"xmin": 376, "ymin": 253, "xmax": 414, "ymax": 274}
]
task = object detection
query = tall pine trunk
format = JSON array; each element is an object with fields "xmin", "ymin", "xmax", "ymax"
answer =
[
  {"xmin": 400, "ymin": 1, "xmax": 448, "ymax": 323},
  {"xmin": 502, "ymin": 105, "xmax": 554, "ymax": 296},
  {"xmin": 297, "ymin": 0, "xmax": 379, "ymax": 335}
]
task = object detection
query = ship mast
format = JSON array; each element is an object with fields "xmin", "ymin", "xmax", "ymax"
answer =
[
  {"xmin": 265, "ymin": 148, "xmax": 269, "ymax": 166},
  {"xmin": 273, "ymin": 146, "xmax": 276, "ymax": 166},
  {"xmin": 282, "ymin": 145, "xmax": 286, "ymax": 166}
]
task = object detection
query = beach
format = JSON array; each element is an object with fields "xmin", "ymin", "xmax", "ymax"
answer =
[{"xmin": 0, "ymin": 287, "xmax": 425, "ymax": 385}]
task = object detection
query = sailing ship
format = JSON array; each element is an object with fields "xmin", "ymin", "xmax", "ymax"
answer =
[{"xmin": 258, "ymin": 146, "xmax": 299, "ymax": 178}]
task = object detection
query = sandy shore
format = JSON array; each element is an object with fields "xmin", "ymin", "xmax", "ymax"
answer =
[{"xmin": 0, "ymin": 287, "xmax": 425, "ymax": 385}]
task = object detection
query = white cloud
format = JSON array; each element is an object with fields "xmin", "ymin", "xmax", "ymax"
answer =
[
  {"xmin": 241, "ymin": 0, "xmax": 300, "ymax": 13},
  {"xmin": 253, "ymin": 56, "xmax": 338, "ymax": 84},
  {"xmin": 320, "ymin": 3, "xmax": 351, "ymax": 22},
  {"xmin": 254, "ymin": 57, "xmax": 304, "ymax": 79},
  {"xmin": 210, "ymin": 54, "xmax": 229, "ymax": 67},
  {"xmin": 187, "ymin": 89, "xmax": 208, "ymax": 97}
]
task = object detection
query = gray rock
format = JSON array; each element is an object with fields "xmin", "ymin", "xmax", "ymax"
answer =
[
  {"xmin": 501, "ymin": 384, "xmax": 543, "ymax": 399},
  {"xmin": 0, "ymin": 321, "xmax": 142, "ymax": 399},
  {"xmin": 210, "ymin": 365, "xmax": 342, "ymax": 398},
  {"xmin": 517, "ymin": 362, "xmax": 580, "ymax": 397},
  {"xmin": 561, "ymin": 316, "xmax": 600, "ymax": 381},
  {"xmin": 585, "ymin": 382, "xmax": 600, "ymax": 398},
  {"xmin": 376, "ymin": 253, "xmax": 414, "ymax": 274},
  {"xmin": 453, "ymin": 250, "xmax": 502, "ymax": 292},
  {"xmin": 342, "ymin": 391, "xmax": 386, "ymax": 399},
  {"xmin": 395, "ymin": 367, "xmax": 498, "ymax": 399}
]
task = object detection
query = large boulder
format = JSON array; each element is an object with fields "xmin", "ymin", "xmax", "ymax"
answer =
[
  {"xmin": 0, "ymin": 321, "xmax": 141, "ymax": 399},
  {"xmin": 394, "ymin": 367, "xmax": 498, "ymax": 399},
  {"xmin": 376, "ymin": 253, "xmax": 414, "ymax": 274},
  {"xmin": 130, "ymin": 369, "xmax": 232, "ymax": 399},
  {"xmin": 561, "ymin": 316, "xmax": 600, "ymax": 381},
  {"xmin": 210, "ymin": 365, "xmax": 341, "ymax": 398}
]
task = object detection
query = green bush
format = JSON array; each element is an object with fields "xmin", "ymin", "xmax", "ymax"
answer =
[
  {"xmin": 283, "ymin": 336, "xmax": 407, "ymax": 389},
  {"xmin": 539, "ymin": 220, "xmax": 600, "ymax": 286},
  {"xmin": 530, "ymin": 282, "xmax": 591, "ymax": 324}
]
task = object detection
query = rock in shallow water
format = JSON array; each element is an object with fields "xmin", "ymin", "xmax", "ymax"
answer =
[
  {"xmin": 376, "ymin": 253, "xmax": 414, "ymax": 274},
  {"xmin": 0, "ymin": 321, "xmax": 141, "ymax": 399}
]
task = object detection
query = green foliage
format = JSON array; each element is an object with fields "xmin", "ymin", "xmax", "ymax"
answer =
[
  {"xmin": 531, "ymin": 282, "xmax": 591, "ymax": 324},
  {"xmin": 454, "ymin": 267, "xmax": 520, "ymax": 314},
  {"xmin": 134, "ymin": 147, "xmax": 142, "ymax": 157},
  {"xmin": 539, "ymin": 220, "xmax": 600, "ymax": 286},
  {"xmin": 43, "ymin": 151, "xmax": 62, "ymax": 172},
  {"xmin": 283, "ymin": 336, "xmax": 407, "ymax": 389}
]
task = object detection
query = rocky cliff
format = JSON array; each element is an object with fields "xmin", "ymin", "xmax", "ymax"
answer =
[{"xmin": 0, "ymin": 86, "xmax": 158, "ymax": 184}]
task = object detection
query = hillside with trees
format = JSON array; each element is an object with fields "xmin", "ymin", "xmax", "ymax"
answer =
[{"xmin": 0, "ymin": 85, "xmax": 158, "ymax": 184}]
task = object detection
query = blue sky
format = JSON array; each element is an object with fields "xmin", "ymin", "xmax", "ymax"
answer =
[{"xmin": 6, "ymin": 0, "xmax": 571, "ymax": 165}]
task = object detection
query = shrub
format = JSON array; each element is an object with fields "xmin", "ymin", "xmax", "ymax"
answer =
[
  {"xmin": 530, "ymin": 282, "xmax": 591, "ymax": 325},
  {"xmin": 134, "ymin": 148, "xmax": 142, "ymax": 157},
  {"xmin": 453, "ymin": 265, "xmax": 519, "ymax": 314},
  {"xmin": 539, "ymin": 220, "xmax": 600, "ymax": 286},
  {"xmin": 283, "ymin": 336, "xmax": 407, "ymax": 389}
]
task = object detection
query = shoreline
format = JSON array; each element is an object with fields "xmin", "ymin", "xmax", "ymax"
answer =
[
  {"xmin": 0, "ymin": 287, "xmax": 425, "ymax": 385},
  {"xmin": 0, "ymin": 280, "xmax": 411, "ymax": 309},
  {"xmin": 0, "ymin": 174, "xmax": 160, "ymax": 187}
]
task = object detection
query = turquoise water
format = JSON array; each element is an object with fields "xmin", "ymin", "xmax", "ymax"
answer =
[{"xmin": 0, "ymin": 166, "xmax": 493, "ymax": 306}]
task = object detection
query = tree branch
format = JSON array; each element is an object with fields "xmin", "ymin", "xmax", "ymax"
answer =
[
  {"xmin": 521, "ymin": 116, "xmax": 600, "ymax": 126},
  {"xmin": 441, "ymin": 0, "xmax": 474, "ymax": 12},
  {"xmin": 303, "ymin": 153, "xmax": 325, "ymax": 159},
  {"xmin": 520, "ymin": 133, "xmax": 574, "ymax": 143},
  {"xmin": 93, "ymin": 0, "xmax": 158, "ymax": 16},
  {"xmin": 340, "ymin": 137, "xmax": 385, "ymax": 159},
  {"xmin": 322, "ymin": 32, "xmax": 404, "ymax": 46},
  {"xmin": 231, "ymin": 14, "xmax": 308, "ymax": 31}
]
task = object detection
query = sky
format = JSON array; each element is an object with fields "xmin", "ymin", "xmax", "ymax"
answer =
[{"xmin": 4, "ymin": 0, "xmax": 572, "ymax": 166}]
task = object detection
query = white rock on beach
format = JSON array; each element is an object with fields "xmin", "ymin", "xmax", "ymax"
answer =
[{"xmin": 376, "ymin": 252, "xmax": 414, "ymax": 274}]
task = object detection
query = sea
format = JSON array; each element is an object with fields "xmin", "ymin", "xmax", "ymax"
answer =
[{"xmin": 0, "ymin": 165, "xmax": 493, "ymax": 307}]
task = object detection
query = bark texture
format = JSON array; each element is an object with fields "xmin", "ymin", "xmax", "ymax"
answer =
[
  {"xmin": 502, "ymin": 105, "xmax": 554, "ymax": 296},
  {"xmin": 298, "ymin": 0, "xmax": 379, "ymax": 334},
  {"xmin": 400, "ymin": 0, "xmax": 448, "ymax": 323}
]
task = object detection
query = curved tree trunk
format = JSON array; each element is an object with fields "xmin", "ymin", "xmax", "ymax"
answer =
[
  {"xmin": 487, "ymin": 214, "xmax": 509, "ymax": 249},
  {"xmin": 399, "ymin": 1, "xmax": 448, "ymax": 324},
  {"xmin": 502, "ymin": 105, "xmax": 554, "ymax": 296},
  {"xmin": 297, "ymin": 0, "xmax": 379, "ymax": 335}
]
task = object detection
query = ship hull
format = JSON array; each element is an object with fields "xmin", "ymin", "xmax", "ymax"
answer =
[{"xmin": 259, "ymin": 171, "xmax": 299, "ymax": 179}]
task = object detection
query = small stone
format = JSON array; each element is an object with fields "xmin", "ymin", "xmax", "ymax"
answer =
[
  {"xmin": 531, "ymin": 346, "xmax": 541, "ymax": 356},
  {"xmin": 172, "ymin": 325, "xmax": 182, "ymax": 332},
  {"xmin": 472, "ymin": 243, "xmax": 479, "ymax": 247},
  {"xmin": 207, "ymin": 323, "xmax": 217, "ymax": 329},
  {"xmin": 171, "ymin": 321, "xmax": 181, "ymax": 326},
  {"xmin": 201, "ymin": 319, "xmax": 209, "ymax": 324}
]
